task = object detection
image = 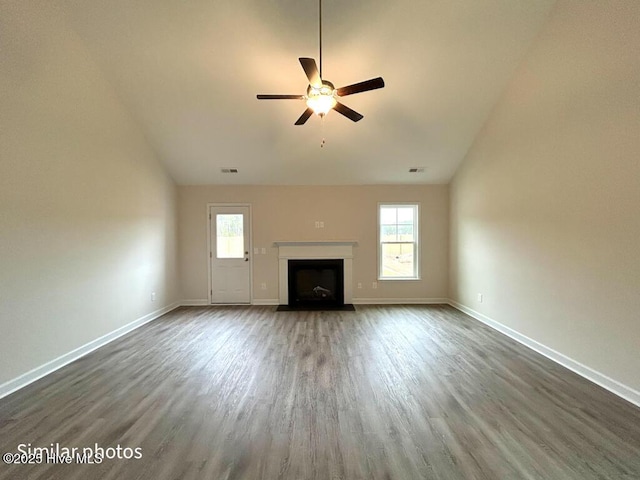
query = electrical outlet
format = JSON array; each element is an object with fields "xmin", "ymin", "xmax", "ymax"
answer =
[
  {"xmin": 357, "ymin": 282, "xmax": 362, "ymax": 289},
  {"xmin": 151, "ymin": 292, "xmax": 156, "ymax": 302},
  {"xmin": 315, "ymin": 221, "xmax": 320, "ymax": 228},
  {"xmin": 261, "ymin": 247, "xmax": 266, "ymax": 254},
  {"xmin": 261, "ymin": 282, "xmax": 267, "ymax": 290},
  {"xmin": 372, "ymin": 282, "xmax": 378, "ymax": 289},
  {"xmin": 478, "ymin": 293, "xmax": 483, "ymax": 303},
  {"xmin": 319, "ymin": 221, "xmax": 324, "ymax": 228}
]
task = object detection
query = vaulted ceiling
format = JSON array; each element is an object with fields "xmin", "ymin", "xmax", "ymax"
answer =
[{"xmin": 60, "ymin": 0, "xmax": 556, "ymax": 185}]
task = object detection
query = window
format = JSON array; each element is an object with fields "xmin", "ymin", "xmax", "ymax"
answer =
[
  {"xmin": 378, "ymin": 203, "xmax": 419, "ymax": 279},
  {"xmin": 216, "ymin": 214, "xmax": 244, "ymax": 258}
]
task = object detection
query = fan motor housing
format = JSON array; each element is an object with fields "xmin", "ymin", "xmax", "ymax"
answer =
[{"xmin": 307, "ymin": 81, "xmax": 335, "ymax": 97}]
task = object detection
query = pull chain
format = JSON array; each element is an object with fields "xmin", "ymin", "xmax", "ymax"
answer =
[
  {"xmin": 319, "ymin": 0, "xmax": 322, "ymax": 79},
  {"xmin": 319, "ymin": 0, "xmax": 326, "ymax": 149}
]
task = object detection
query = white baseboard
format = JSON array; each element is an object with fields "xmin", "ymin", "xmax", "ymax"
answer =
[
  {"xmin": 0, "ymin": 302, "xmax": 181, "ymax": 400},
  {"xmin": 183, "ymin": 298, "xmax": 448, "ymax": 307},
  {"xmin": 448, "ymin": 300, "xmax": 640, "ymax": 408},
  {"xmin": 252, "ymin": 299, "xmax": 279, "ymax": 306},
  {"xmin": 352, "ymin": 297, "xmax": 449, "ymax": 305},
  {"xmin": 181, "ymin": 299, "xmax": 209, "ymax": 306},
  {"xmin": 255, "ymin": 298, "xmax": 448, "ymax": 306},
  {"xmin": 182, "ymin": 300, "xmax": 281, "ymax": 307}
]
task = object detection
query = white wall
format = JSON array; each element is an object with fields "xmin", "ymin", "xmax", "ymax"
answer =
[
  {"xmin": 450, "ymin": 0, "xmax": 640, "ymax": 396},
  {"xmin": 179, "ymin": 185, "xmax": 449, "ymax": 304},
  {"xmin": 0, "ymin": 1, "xmax": 180, "ymax": 386}
]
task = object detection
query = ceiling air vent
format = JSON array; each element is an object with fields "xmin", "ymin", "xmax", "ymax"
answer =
[
  {"xmin": 221, "ymin": 168, "xmax": 238, "ymax": 174},
  {"xmin": 409, "ymin": 167, "xmax": 425, "ymax": 173}
]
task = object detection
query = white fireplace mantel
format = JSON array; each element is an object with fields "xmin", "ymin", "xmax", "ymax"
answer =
[{"xmin": 275, "ymin": 241, "xmax": 356, "ymax": 304}]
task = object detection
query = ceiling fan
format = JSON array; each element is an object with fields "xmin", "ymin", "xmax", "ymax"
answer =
[{"xmin": 256, "ymin": 0, "xmax": 385, "ymax": 125}]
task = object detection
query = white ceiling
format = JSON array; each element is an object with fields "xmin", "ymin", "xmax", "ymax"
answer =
[{"xmin": 60, "ymin": 0, "xmax": 556, "ymax": 185}]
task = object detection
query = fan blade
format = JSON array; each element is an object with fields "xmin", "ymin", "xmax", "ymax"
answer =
[
  {"xmin": 336, "ymin": 77, "xmax": 385, "ymax": 97},
  {"xmin": 257, "ymin": 94, "xmax": 304, "ymax": 100},
  {"xmin": 333, "ymin": 102, "xmax": 363, "ymax": 122},
  {"xmin": 294, "ymin": 108, "xmax": 314, "ymax": 125},
  {"xmin": 299, "ymin": 58, "xmax": 322, "ymax": 87}
]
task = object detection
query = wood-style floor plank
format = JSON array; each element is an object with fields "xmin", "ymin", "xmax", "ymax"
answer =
[{"xmin": 0, "ymin": 305, "xmax": 639, "ymax": 479}]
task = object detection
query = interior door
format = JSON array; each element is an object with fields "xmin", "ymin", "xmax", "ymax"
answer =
[{"xmin": 209, "ymin": 205, "xmax": 251, "ymax": 304}]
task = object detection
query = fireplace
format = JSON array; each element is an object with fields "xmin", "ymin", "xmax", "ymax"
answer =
[
  {"xmin": 288, "ymin": 259, "xmax": 344, "ymax": 308},
  {"xmin": 275, "ymin": 241, "xmax": 356, "ymax": 309}
]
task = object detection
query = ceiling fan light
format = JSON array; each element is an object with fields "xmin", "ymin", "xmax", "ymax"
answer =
[{"xmin": 306, "ymin": 92, "xmax": 337, "ymax": 116}]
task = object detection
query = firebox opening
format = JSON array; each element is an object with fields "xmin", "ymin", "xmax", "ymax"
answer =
[{"xmin": 288, "ymin": 259, "xmax": 344, "ymax": 308}]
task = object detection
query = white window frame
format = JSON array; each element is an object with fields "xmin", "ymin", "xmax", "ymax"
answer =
[{"xmin": 378, "ymin": 202, "xmax": 420, "ymax": 280}]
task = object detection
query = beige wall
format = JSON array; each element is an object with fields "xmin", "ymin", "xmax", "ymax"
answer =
[
  {"xmin": 179, "ymin": 185, "xmax": 449, "ymax": 303},
  {"xmin": 0, "ymin": 2, "xmax": 180, "ymax": 385},
  {"xmin": 450, "ymin": 1, "xmax": 640, "ymax": 392}
]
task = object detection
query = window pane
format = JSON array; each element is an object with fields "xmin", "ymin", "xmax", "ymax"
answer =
[
  {"xmin": 397, "ymin": 225, "xmax": 414, "ymax": 241},
  {"xmin": 397, "ymin": 207, "xmax": 414, "ymax": 224},
  {"xmin": 380, "ymin": 224, "xmax": 398, "ymax": 242},
  {"xmin": 216, "ymin": 214, "xmax": 244, "ymax": 258},
  {"xmin": 381, "ymin": 243, "xmax": 414, "ymax": 277},
  {"xmin": 380, "ymin": 207, "xmax": 397, "ymax": 225}
]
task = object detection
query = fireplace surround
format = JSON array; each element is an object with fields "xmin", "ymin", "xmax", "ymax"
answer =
[{"xmin": 275, "ymin": 241, "xmax": 355, "ymax": 307}]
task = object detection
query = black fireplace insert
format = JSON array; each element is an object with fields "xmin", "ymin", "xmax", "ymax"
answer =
[{"xmin": 287, "ymin": 259, "xmax": 344, "ymax": 308}]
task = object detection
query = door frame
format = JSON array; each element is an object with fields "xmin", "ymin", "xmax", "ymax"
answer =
[{"xmin": 207, "ymin": 203, "xmax": 253, "ymax": 304}]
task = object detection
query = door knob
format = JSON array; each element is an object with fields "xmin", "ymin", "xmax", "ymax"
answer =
[{"xmin": 245, "ymin": 258, "xmax": 249, "ymax": 262}]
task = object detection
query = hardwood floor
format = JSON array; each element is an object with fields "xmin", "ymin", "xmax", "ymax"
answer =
[{"xmin": 0, "ymin": 305, "xmax": 639, "ymax": 479}]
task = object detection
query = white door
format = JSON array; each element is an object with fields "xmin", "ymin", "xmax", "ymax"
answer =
[{"xmin": 209, "ymin": 205, "xmax": 251, "ymax": 304}]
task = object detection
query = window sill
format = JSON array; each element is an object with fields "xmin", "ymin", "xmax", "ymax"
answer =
[{"xmin": 378, "ymin": 277, "xmax": 421, "ymax": 281}]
